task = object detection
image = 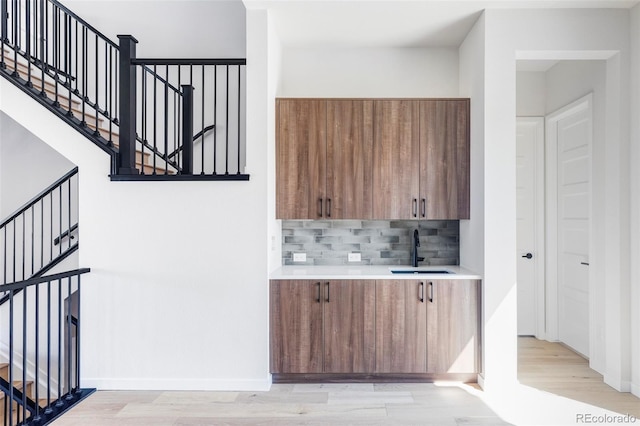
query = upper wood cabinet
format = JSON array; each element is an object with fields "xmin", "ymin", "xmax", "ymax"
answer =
[
  {"xmin": 276, "ymin": 99, "xmax": 326, "ymax": 219},
  {"xmin": 372, "ymin": 100, "xmax": 420, "ymax": 219},
  {"xmin": 372, "ymin": 99, "xmax": 470, "ymax": 220},
  {"xmin": 326, "ymin": 100, "xmax": 374, "ymax": 220},
  {"xmin": 419, "ymin": 100, "xmax": 470, "ymax": 219},
  {"xmin": 276, "ymin": 99, "xmax": 373, "ymax": 220},
  {"xmin": 276, "ymin": 98, "xmax": 469, "ymax": 220}
]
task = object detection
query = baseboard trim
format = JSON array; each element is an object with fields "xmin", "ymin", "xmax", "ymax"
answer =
[
  {"xmin": 604, "ymin": 374, "xmax": 631, "ymax": 392},
  {"xmin": 631, "ymin": 383, "xmax": 640, "ymax": 398},
  {"xmin": 272, "ymin": 373, "xmax": 478, "ymax": 384},
  {"xmin": 82, "ymin": 377, "xmax": 272, "ymax": 391}
]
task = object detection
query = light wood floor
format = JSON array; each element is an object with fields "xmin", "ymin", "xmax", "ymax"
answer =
[
  {"xmin": 50, "ymin": 338, "xmax": 639, "ymax": 426},
  {"xmin": 517, "ymin": 336, "xmax": 640, "ymax": 418}
]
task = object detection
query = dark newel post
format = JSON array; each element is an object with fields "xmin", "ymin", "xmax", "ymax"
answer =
[
  {"xmin": 117, "ymin": 35, "xmax": 139, "ymax": 175},
  {"xmin": 181, "ymin": 85, "xmax": 194, "ymax": 175}
]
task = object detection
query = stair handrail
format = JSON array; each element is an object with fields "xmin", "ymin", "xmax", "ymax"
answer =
[
  {"xmin": 1, "ymin": 167, "xmax": 79, "ymax": 296},
  {"xmin": 0, "ymin": 167, "xmax": 78, "ymax": 230},
  {"xmin": 0, "ymin": 267, "xmax": 94, "ymax": 425}
]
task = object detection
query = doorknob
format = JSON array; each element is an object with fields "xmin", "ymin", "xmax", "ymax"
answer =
[{"xmin": 522, "ymin": 253, "xmax": 533, "ymax": 259}]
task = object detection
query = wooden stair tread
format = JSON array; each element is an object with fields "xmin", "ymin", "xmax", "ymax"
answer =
[{"xmin": 3, "ymin": 54, "xmax": 82, "ymax": 107}]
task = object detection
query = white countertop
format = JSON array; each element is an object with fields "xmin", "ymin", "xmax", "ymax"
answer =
[{"xmin": 270, "ymin": 265, "xmax": 481, "ymax": 280}]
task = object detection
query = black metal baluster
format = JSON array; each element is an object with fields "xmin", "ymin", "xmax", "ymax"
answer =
[
  {"xmin": 39, "ymin": 0, "xmax": 46, "ymax": 96},
  {"xmin": 225, "ymin": 64, "xmax": 229, "ymax": 175},
  {"xmin": 25, "ymin": 0, "xmax": 32, "ymax": 85},
  {"xmin": 94, "ymin": 34, "xmax": 99, "ymax": 135},
  {"xmin": 22, "ymin": 285, "xmax": 27, "ymax": 423},
  {"xmin": 81, "ymin": 25, "xmax": 86, "ymax": 125},
  {"xmin": 12, "ymin": 221, "xmax": 16, "ymax": 283},
  {"xmin": 74, "ymin": 19, "xmax": 78, "ymax": 94},
  {"xmin": 9, "ymin": 290, "xmax": 14, "ymax": 426},
  {"xmin": 41, "ymin": 200, "xmax": 44, "ymax": 271},
  {"xmin": 21, "ymin": 212, "xmax": 25, "ymax": 282},
  {"xmin": 177, "ymin": 65, "xmax": 181, "ymax": 166},
  {"xmin": 56, "ymin": 277, "xmax": 62, "ymax": 405},
  {"xmin": 76, "ymin": 275, "xmax": 81, "ymax": 390},
  {"xmin": 108, "ymin": 45, "xmax": 113, "ymax": 144},
  {"xmin": 33, "ymin": 279, "xmax": 41, "ymax": 421},
  {"xmin": 164, "ymin": 64, "xmax": 169, "ymax": 174},
  {"xmin": 237, "ymin": 65, "xmax": 241, "ymax": 174},
  {"xmin": 53, "ymin": 4, "xmax": 59, "ymax": 105},
  {"xmin": 141, "ymin": 67, "xmax": 146, "ymax": 173},
  {"xmin": 58, "ymin": 184, "xmax": 62, "ymax": 256},
  {"xmin": 153, "ymin": 65, "xmax": 157, "ymax": 173},
  {"xmin": 213, "ymin": 65, "xmax": 217, "ymax": 175},
  {"xmin": 66, "ymin": 277, "xmax": 72, "ymax": 397},
  {"xmin": 45, "ymin": 278, "xmax": 52, "ymax": 412},
  {"xmin": 11, "ymin": 0, "xmax": 18, "ymax": 76},
  {"xmin": 0, "ymin": 0, "xmax": 6, "ymax": 69},
  {"xmin": 31, "ymin": 205, "xmax": 34, "ymax": 276},
  {"xmin": 66, "ymin": 18, "xmax": 72, "ymax": 116},
  {"xmin": 200, "ymin": 65, "xmax": 205, "ymax": 174},
  {"xmin": 67, "ymin": 178, "xmax": 71, "ymax": 250}
]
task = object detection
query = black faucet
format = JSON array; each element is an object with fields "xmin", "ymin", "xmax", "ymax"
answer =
[{"xmin": 411, "ymin": 229, "xmax": 425, "ymax": 267}]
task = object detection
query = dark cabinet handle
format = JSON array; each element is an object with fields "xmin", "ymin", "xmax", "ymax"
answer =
[
  {"xmin": 421, "ymin": 198, "xmax": 426, "ymax": 218},
  {"xmin": 316, "ymin": 282, "xmax": 321, "ymax": 303},
  {"xmin": 325, "ymin": 282, "xmax": 330, "ymax": 302},
  {"xmin": 429, "ymin": 282, "xmax": 433, "ymax": 303},
  {"xmin": 581, "ymin": 262, "xmax": 590, "ymax": 266},
  {"xmin": 318, "ymin": 198, "xmax": 323, "ymax": 217},
  {"xmin": 522, "ymin": 253, "xmax": 533, "ymax": 259},
  {"xmin": 419, "ymin": 282, "xmax": 424, "ymax": 303},
  {"xmin": 327, "ymin": 198, "xmax": 332, "ymax": 218},
  {"xmin": 412, "ymin": 199, "xmax": 418, "ymax": 218}
]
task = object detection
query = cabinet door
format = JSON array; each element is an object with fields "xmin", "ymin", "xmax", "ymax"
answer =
[
  {"xmin": 373, "ymin": 100, "xmax": 420, "ymax": 219},
  {"xmin": 323, "ymin": 280, "xmax": 375, "ymax": 373},
  {"xmin": 270, "ymin": 280, "xmax": 323, "ymax": 373},
  {"xmin": 419, "ymin": 100, "xmax": 470, "ymax": 219},
  {"xmin": 427, "ymin": 280, "xmax": 480, "ymax": 374},
  {"xmin": 326, "ymin": 100, "xmax": 374, "ymax": 219},
  {"xmin": 375, "ymin": 280, "xmax": 427, "ymax": 373},
  {"xmin": 276, "ymin": 99, "xmax": 327, "ymax": 219}
]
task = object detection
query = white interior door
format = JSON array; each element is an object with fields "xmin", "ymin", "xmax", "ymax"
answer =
[
  {"xmin": 516, "ymin": 117, "xmax": 544, "ymax": 337},
  {"xmin": 547, "ymin": 97, "xmax": 591, "ymax": 357}
]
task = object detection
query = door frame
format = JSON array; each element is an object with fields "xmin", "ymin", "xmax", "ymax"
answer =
[
  {"xmin": 544, "ymin": 93, "xmax": 593, "ymax": 345},
  {"xmin": 516, "ymin": 117, "xmax": 546, "ymax": 339}
]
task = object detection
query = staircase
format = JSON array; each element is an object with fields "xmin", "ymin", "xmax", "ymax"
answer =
[
  {"xmin": 1, "ymin": 363, "xmax": 34, "ymax": 425},
  {"xmin": 0, "ymin": 0, "xmax": 248, "ymax": 180}
]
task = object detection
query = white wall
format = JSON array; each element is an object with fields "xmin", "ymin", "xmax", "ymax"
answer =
[
  {"xmin": 458, "ymin": 12, "xmax": 487, "ymax": 382},
  {"xmin": 0, "ymin": 112, "xmax": 74, "ymax": 218},
  {"xmin": 280, "ymin": 47, "xmax": 458, "ymax": 97},
  {"xmin": 483, "ymin": 8, "xmax": 631, "ymax": 392},
  {"xmin": 630, "ymin": 3, "xmax": 640, "ymax": 399},
  {"xmin": 1, "ymin": 0, "xmax": 271, "ymax": 390},
  {"xmin": 515, "ymin": 71, "xmax": 545, "ymax": 117},
  {"xmin": 1, "ymin": 73, "xmax": 271, "ymax": 389},
  {"xmin": 61, "ymin": 1, "xmax": 246, "ymax": 57}
]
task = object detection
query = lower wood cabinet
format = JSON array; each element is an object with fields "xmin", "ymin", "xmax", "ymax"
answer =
[
  {"xmin": 375, "ymin": 280, "xmax": 427, "ymax": 373},
  {"xmin": 269, "ymin": 280, "xmax": 375, "ymax": 374},
  {"xmin": 270, "ymin": 278, "xmax": 481, "ymax": 380}
]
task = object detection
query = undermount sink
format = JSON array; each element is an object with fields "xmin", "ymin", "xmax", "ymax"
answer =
[{"xmin": 390, "ymin": 268, "xmax": 453, "ymax": 275}]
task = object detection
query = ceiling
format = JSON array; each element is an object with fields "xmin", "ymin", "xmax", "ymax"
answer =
[{"xmin": 244, "ymin": 0, "xmax": 639, "ymax": 47}]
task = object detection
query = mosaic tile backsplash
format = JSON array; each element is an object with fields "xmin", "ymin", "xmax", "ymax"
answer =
[{"xmin": 282, "ymin": 220, "xmax": 459, "ymax": 266}]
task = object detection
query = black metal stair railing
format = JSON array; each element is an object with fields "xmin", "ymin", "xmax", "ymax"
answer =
[
  {"xmin": 0, "ymin": 0, "xmax": 121, "ymax": 167},
  {"xmin": 114, "ymin": 36, "xmax": 249, "ymax": 180},
  {"xmin": 0, "ymin": 167, "xmax": 78, "ymax": 304},
  {"xmin": 0, "ymin": 268, "xmax": 94, "ymax": 426},
  {"xmin": 1, "ymin": 0, "xmax": 249, "ymax": 180}
]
